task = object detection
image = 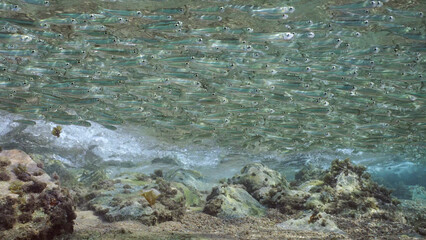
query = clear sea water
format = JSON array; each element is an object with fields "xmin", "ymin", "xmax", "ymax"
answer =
[{"xmin": 0, "ymin": 0, "xmax": 424, "ymax": 200}]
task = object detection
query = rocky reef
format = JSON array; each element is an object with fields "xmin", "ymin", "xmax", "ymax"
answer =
[
  {"xmin": 78, "ymin": 169, "xmax": 202, "ymax": 226},
  {"xmin": 225, "ymin": 159, "xmax": 401, "ymax": 219},
  {"xmin": 199, "ymin": 158, "xmax": 425, "ymax": 237},
  {"xmin": 2, "ymin": 148, "xmax": 422, "ymax": 239},
  {"xmin": 0, "ymin": 150, "xmax": 76, "ymax": 240},
  {"xmin": 289, "ymin": 158, "xmax": 404, "ymax": 222}
]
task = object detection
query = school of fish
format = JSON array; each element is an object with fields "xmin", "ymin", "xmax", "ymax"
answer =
[{"xmin": 0, "ymin": 0, "xmax": 424, "ymax": 158}]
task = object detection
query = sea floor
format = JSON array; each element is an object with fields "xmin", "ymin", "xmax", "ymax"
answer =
[{"xmin": 58, "ymin": 206, "xmax": 423, "ymax": 240}]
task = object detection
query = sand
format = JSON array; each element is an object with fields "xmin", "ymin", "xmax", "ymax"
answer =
[{"xmin": 57, "ymin": 208, "xmax": 422, "ymax": 240}]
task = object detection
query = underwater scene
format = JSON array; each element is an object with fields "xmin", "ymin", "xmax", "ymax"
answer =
[{"xmin": 0, "ymin": 0, "xmax": 425, "ymax": 239}]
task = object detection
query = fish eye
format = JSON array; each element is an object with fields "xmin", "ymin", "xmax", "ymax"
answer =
[
  {"xmin": 289, "ymin": 7, "xmax": 294, "ymax": 11},
  {"xmin": 167, "ymin": 15, "xmax": 172, "ymax": 19},
  {"xmin": 137, "ymin": 11, "xmax": 142, "ymax": 15},
  {"xmin": 306, "ymin": 67, "xmax": 311, "ymax": 72},
  {"xmin": 44, "ymin": 1, "xmax": 49, "ymax": 6},
  {"xmin": 419, "ymin": 12, "xmax": 424, "ymax": 17},
  {"xmin": 355, "ymin": 32, "xmax": 361, "ymax": 37},
  {"xmin": 388, "ymin": 16, "xmax": 394, "ymax": 21},
  {"xmin": 363, "ymin": 20, "xmax": 369, "ymax": 25},
  {"xmin": 198, "ymin": 38, "xmax": 203, "ymax": 42},
  {"xmin": 365, "ymin": 10, "xmax": 369, "ymax": 14},
  {"xmin": 336, "ymin": 38, "xmax": 341, "ymax": 43},
  {"xmin": 71, "ymin": 19, "xmax": 76, "ymax": 23},
  {"xmin": 331, "ymin": 66, "xmax": 336, "ymax": 70},
  {"xmin": 345, "ymin": 43, "xmax": 350, "ymax": 47}
]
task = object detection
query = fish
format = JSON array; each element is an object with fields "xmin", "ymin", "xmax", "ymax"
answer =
[{"xmin": 0, "ymin": 0, "xmax": 424, "ymax": 158}]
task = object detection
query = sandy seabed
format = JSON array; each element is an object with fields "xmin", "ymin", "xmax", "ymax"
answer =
[{"xmin": 56, "ymin": 208, "xmax": 422, "ymax": 240}]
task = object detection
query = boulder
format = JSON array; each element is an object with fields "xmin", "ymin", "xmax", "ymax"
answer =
[
  {"xmin": 290, "ymin": 159, "xmax": 400, "ymax": 219},
  {"xmin": 203, "ymin": 184, "xmax": 266, "ymax": 219},
  {"xmin": 229, "ymin": 163, "xmax": 288, "ymax": 204},
  {"xmin": 86, "ymin": 176, "xmax": 186, "ymax": 225},
  {"xmin": 0, "ymin": 149, "xmax": 76, "ymax": 240}
]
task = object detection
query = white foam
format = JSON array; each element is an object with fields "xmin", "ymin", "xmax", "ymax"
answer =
[{"xmin": 0, "ymin": 110, "xmax": 227, "ymax": 167}]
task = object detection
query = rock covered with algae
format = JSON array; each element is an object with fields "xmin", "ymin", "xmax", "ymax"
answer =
[
  {"xmin": 228, "ymin": 163, "xmax": 288, "ymax": 204},
  {"xmin": 282, "ymin": 158, "xmax": 403, "ymax": 221},
  {"xmin": 203, "ymin": 159, "xmax": 406, "ymax": 225},
  {"xmin": 203, "ymin": 184, "xmax": 266, "ymax": 219},
  {"xmin": 0, "ymin": 149, "xmax": 76, "ymax": 240},
  {"xmin": 83, "ymin": 171, "xmax": 197, "ymax": 225}
]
